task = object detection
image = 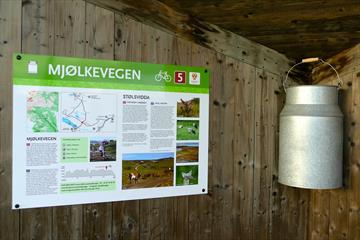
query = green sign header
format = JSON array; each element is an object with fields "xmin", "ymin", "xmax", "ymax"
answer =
[{"xmin": 13, "ymin": 53, "xmax": 209, "ymax": 93}]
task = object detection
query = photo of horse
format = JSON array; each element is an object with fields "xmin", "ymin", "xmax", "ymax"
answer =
[{"xmin": 122, "ymin": 152, "xmax": 174, "ymax": 189}]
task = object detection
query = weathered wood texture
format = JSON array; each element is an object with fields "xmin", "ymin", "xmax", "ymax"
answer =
[
  {"xmin": 1, "ymin": 0, "xmax": 309, "ymax": 240},
  {"xmin": 312, "ymin": 44, "xmax": 360, "ymax": 84},
  {"xmin": 84, "ymin": 0, "xmax": 301, "ymax": 79},
  {"xmin": 308, "ymin": 44, "xmax": 360, "ymax": 240},
  {"xmin": 158, "ymin": 0, "xmax": 360, "ymax": 60},
  {"xmin": 0, "ymin": 1, "xmax": 21, "ymax": 240}
]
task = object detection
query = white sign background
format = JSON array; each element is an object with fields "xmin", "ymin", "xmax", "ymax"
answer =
[{"xmin": 12, "ymin": 85, "xmax": 209, "ymax": 209}]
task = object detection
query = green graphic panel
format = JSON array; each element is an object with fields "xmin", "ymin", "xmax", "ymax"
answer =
[
  {"xmin": 60, "ymin": 181, "xmax": 116, "ymax": 193},
  {"xmin": 13, "ymin": 53, "xmax": 209, "ymax": 93},
  {"xmin": 61, "ymin": 137, "xmax": 88, "ymax": 163}
]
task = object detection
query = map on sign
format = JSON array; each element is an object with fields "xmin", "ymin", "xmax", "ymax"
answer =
[
  {"xmin": 27, "ymin": 91, "xmax": 59, "ymax": 132},
  {"xmin": 61, "ymin": 92, "xmax": 116, "ymax": 132}
]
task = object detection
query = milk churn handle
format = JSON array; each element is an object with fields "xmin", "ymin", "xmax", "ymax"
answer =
[{"xmin": 283, "ymin": 58, "xmax": 343, "ymax": 93}]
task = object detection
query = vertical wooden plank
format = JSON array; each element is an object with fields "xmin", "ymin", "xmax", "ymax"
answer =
[
  {"xmin": 20, "ymin": 0, "xmax": 55, "ymax": 239},
  {"xmin": 112, "ymin": 13, "xmax": 141, "ymax": 240},
  {"xmin": 114, "ymin": 14, "xmax": 142, "ymax": 62},
  {"xmin": 51, "ymin": 0, "xmax": 86, "ymax": 239},
  {"xmin": 234, "ymin": 62, "xmax": 255, "ymax": 240},
  {"xmin": 55, "ymin": 0, "xmax": 86, "ymax": 57},
  {"xmin": 296, "ymin": 189, "xmax": 310, "ymax": 240},
  {"xmin": 309, "ymin": 190, "xmax": 330, "ymax": 240},
  {"xmin": 274, "ymin": 186, "xmax": 309, "ymax": 240},
  {"xmin": 187, "ymin": 44, "xmax": 217, "ymax": 240},
  {"xmin": 211, "ymin": 53, "xmax": 234, "ymax": 240},
  {"xmin": 348, "ymin": 69, "xmax": 360, "ymax": 240},
  {"xmin": 268, "ymin": 73, "xmax": 285, "ymax": 240},
  {"xmin": 268, "ymin": 74, "xmax": 309, "ymax": 240},
  {"xmin": 85, "ymin": 3, "xmax": 114, "ymax": 58},
  {"xmin": 253, "ymin": 69, "xmax": 273, "ymax": 240},
  {"xmin": 329, "ymin": 190, "xmax": 348, "ymax": 240},
  {"xmin": 172, "ymin": 37, "xmax": 192, "ymax": 240},
  {"xmin": 328, "ymin": 73, "xmax": 352, "ymax": 240},
  {"xmin": 22, "ymin": 0, "xmax": 54, "ymax": 54},
  {"xmin": 0, "ymin": 0, "xmax": 21, "ymax": 239},
  {"xmin": 82, "ymin": 3, "xmax": 114, "ymax": 240},
  {"xmin": 205, "ymin": 53, "xmax": 224, "ymax": 240}
]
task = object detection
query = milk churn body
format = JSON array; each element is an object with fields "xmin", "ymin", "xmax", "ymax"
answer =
[{"xmin": 278, "ymin": 86, "xmax": 343, "ymax": 189}]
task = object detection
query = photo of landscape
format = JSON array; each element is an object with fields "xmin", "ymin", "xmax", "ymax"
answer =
[
  {"xmin": 176, "ymin": 165, "xmax": 199, "ymax": 186},
  {"xmin": 90, "ymin": 137, "xmax": 116, "ymax": 162},
  {"xmin": 122, "ymin": 152, "xmax": 174, "ymax": 189},
  {"xmin": 176, "ymin": 142, "xmax": 199, "ymax": 163},
  {"xmin": 177, "ymin": 120, "xmax": 199, "ymax": 140},
  {"xmin": 177, "ymin": 97, "xmax": 200, "ymax": 117}
]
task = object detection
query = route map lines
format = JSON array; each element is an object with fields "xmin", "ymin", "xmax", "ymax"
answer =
[{"xmin": 61, "ymin": 92, "xmax": 116, "ymax": 132}]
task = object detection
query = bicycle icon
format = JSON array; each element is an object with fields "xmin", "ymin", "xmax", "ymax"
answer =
[{"xmin": 155, "ymin": 70, "xmax": 172, "ymax": 82}]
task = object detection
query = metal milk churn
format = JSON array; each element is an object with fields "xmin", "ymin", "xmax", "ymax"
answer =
[{"xmin": 278, "ymin": 58, "xmax": 343, "ymax": 189}]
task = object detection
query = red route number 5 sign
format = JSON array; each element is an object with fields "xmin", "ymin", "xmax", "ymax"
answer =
[{"xmin": 174, "ymin": 71, "xmax": 186, "ymax": 84}]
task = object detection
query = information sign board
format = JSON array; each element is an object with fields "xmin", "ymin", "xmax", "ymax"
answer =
[{"xmin": 12, "ymin": 53, "xmax": 209, "ymax": 209}]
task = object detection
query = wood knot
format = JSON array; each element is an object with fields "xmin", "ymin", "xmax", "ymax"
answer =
[{"xmin": 92, "ymin": 209, "xmax": 98, "ymax": 216}]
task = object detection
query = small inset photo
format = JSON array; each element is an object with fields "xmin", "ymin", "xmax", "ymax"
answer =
[
  {"xmin": 176, "ymin": 142, "xmax": 198, "ymax": 163},
  {"xmin": 177, "ymin": 97, "xmax": 200, "ymax": 117},
  {"xmin": 122, "ymin": 152, "xmax": 174, "ymax": 190},
  {"xmin": 177, "ymin": 120, "xmax": 199, "ymax": 140},
  {"xmin": 176, "ymin": 165, "xmax": 199, "ymax": 186},
  {"xmin": 90, "ymin": 137, "xmax": 117, "ymax": 162}
]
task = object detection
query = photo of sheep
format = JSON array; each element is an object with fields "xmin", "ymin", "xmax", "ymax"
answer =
[
  {"xmin": 176, "ymin": 142, "xmax": 199, "ymax": 163},
  {"xmin": 177, "ymin": 97, "xmax": 200, "ymax": 117},
  {"xmin": 176, "ymin": 120, "xmax": 199, "ymax": 140},
  {"xmin": 176, "ymin": 165, "xmax": 199, "ymax": 186},
  {"xmin": 122, "ymin": 152, "xmax": 174, "ymax": 190},
  {"xmin": 90, "ymin": 137, "xmax": 116, "ymax": 162}
]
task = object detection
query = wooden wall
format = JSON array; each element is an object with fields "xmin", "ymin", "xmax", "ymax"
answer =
[
  {"xmin": 0, "ymin": 0, "xmax": 310, "ymax": 239},
  {"xmin": 309, "ymin": 44, "xmax": 360, "ymax": 240}
]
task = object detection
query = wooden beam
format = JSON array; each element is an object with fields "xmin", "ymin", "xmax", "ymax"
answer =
[
  {"xmin": 159, "ymin": 0, "xmax": 360, "ymax": 60},
  {"xmin": 311, "ymin": 43, "xmax": 360, "ymax": 84},
  {"xmin": 84, "ymin": 0, "xmax": 300, "ymax": 77}
]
